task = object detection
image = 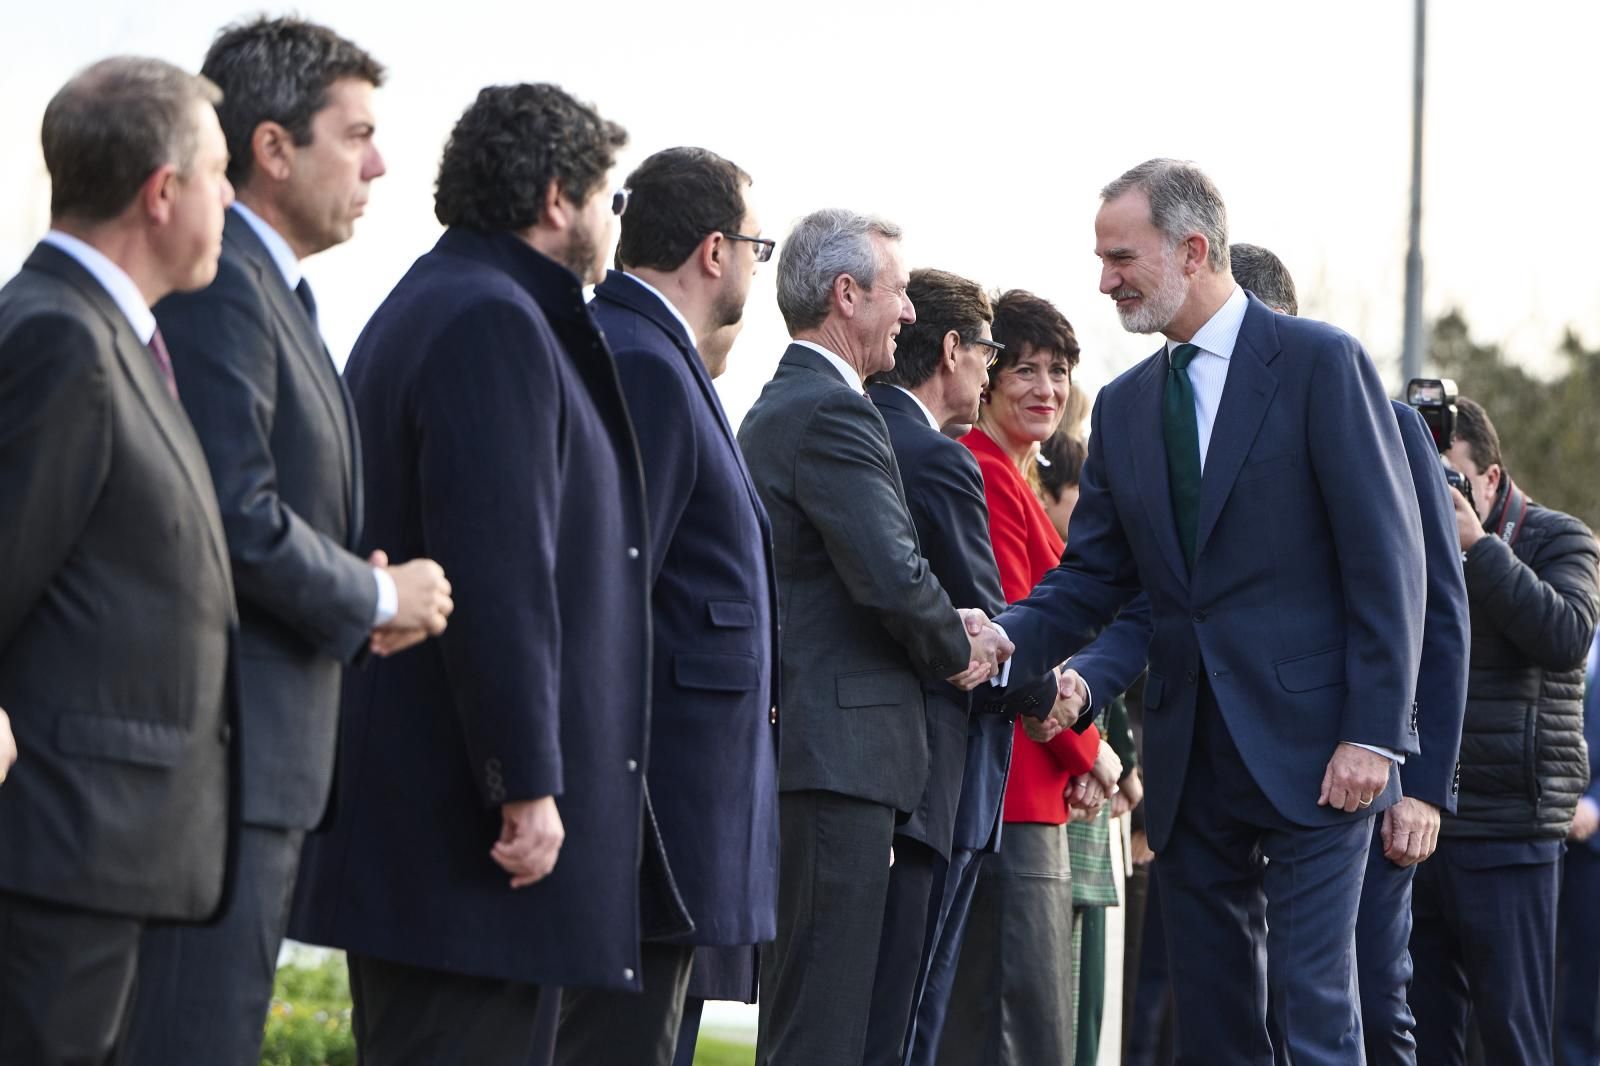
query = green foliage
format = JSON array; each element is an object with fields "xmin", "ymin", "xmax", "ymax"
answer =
[
  {"xmin": 693, "ymin": 1036, "xmax": 757, "ymax": 1065},
  {"xmin": 1428, "ymin": 311, "xmax": 1600, "ymax": 533},
  {"xmin": 260, "ymin": 952, "xmax": 355, "ymax": 1066}
]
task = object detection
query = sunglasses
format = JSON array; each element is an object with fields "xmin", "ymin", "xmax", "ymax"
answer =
[{"xmin": 611, "ymin": 187, "xmax": 631, "ymax": 216}]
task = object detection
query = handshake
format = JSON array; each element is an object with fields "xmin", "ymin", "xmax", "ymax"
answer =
[
  {"xmin": 946, "ymin": 609, "xmax": 1015, "ymax": 691},
  {"xmin": 367, "ymin": 550, "xmax": 455, "ymax": 656},
  {"xmin": 1022, "ymin": 666, "xmax": 1090, "ymax": 742}
]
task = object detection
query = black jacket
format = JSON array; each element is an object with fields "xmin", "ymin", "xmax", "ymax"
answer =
[{"xmin": 1445, "ymin": 478, "xmax": 1600, "ymax": 840}]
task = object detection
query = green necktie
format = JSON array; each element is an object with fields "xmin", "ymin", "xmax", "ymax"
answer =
[{"xmin": 1163, "ymin": 342, "xmax": 1202, "ymax": 569}]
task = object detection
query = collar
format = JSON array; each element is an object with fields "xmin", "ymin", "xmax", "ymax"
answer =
[
  {"xmin": 891, "ymin": 384, "xmax": 941, "ymax": 431},
  {"xmin": 620, "ymin": 272, "xmax": 697, "ymax": 348},
  {"xmin": 41, "ymin": 230, "xmax": 155, "ymax": 344},
  {"xmin": 1167, "ymin": 284, "xmax": 1247, "ymax": 363},
  {"xmin": 792, "ymin": 339, "xmax": 864, "ymax": 394},
  {"xmin": 231, "ymin": 201, "xmax": 302, "ymax": 290}
]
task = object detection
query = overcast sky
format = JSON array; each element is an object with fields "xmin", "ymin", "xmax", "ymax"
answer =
[{"xmin": 4, "ymin": 0, "xmax": 1595, "ymax": 425}]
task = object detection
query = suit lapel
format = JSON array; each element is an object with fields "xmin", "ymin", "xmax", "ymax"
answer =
[
  {"xmin": 1126, "ymin": 350, "xmax": 1191, "ymax": 588},
  {"xmin": 226, "ymin": 215, "xmax": 361, "ymax": 546},
  {"xmin": 1193, "ymin": 303, "xmax": 1281, "ymax": 562}
]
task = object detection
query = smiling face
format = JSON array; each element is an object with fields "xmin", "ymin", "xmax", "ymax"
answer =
[
  {"xmin": 985, "ymin": 342, "xmax": 1073, "ymax": 451},
  {"xmin": 1095, "ymin": 189, "xmax": 1188, "ymax": 334},
  {"xmin": 853, "ymin": 235, "xmax": 916, "ymax": 377},
  {"xmin": 278, "ymin": 77, "xmax": 385, "ymax": 257}
]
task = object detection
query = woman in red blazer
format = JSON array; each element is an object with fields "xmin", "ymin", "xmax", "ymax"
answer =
[{"xmin": 940, "ymin": 290, "xmax": 1106, "ymax": 1064}]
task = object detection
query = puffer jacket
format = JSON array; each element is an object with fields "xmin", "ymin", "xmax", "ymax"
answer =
[{"xmin": 1444, "ymin": 478, "xmax": 1600, "ymax": 840}]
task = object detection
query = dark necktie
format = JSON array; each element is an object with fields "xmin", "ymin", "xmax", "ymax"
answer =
[
  {"xmin": 295, "ymin": 278, "xmax": 318, "ymax": 326},
  {"xmin": 148, "ymin": 326, "xmax": 179, "ymax": 401},
  {"xmin": 1163, "ymin": 342, "xmax": 1202, "ymax": 569}
]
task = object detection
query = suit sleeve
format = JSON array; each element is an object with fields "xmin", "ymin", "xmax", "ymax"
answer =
[
  {"xmin": 159, "ymin": 276, "xmax": 375, "ymax": 662},
  {"xmin": 793, "ymin": 392, "xmax": 970, "ymax": 680},
  {"xmin": 1463, "ymin": 517, "xmax": 1600, "ymax": 672},
  {"xmin": 0, "ymin": 314, "xmax": 111, "ymax": 650},
  {"xmin": 1069, "ymin": 593, "xmax": 1154, "ymax": 722},
  {"xmin": 996, "ymin": 395, "xmax": 1143, "ymax": 683},
  {"xmin": 1395, "ymin": 404, "xmax": 1469, "ymax": 809},
  {"xmin": 1306, "ymin": 336, "xmax": 1426, "ymax": 751},
  {"xmin": 610, "ymin": 345, "xmax": 697, "ymax": 582},
  {"xmin": 415, "ymin": 303, "xmax": 566, "ymax": 806}
]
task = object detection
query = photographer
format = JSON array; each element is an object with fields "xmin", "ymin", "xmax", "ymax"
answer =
[{"xmin": 1410, "ymin": 395, "xmax": 1600, "ymax": 1066}]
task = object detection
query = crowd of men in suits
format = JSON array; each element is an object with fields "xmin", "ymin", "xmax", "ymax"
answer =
[{"xmin": 1, "ymin": 13, "xmax": 1598, "ymax": 1066}]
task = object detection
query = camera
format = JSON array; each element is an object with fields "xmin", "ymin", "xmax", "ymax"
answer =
[{"xmin": 1405, "ymin": 378, "xmax": 1474, "ymax": 512}]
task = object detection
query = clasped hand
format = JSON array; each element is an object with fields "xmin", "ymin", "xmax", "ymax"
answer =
[
  {"xmin": 368, "ymin": 549, "xmax": 454, "ymax": 656},
  {"xmin": 1023, "ymin": 666, "xmax": 1088, "ymax": 743},
  {"xmin": 947, "ymin": 609, "xmax": 1014, "ymax": 690},
  {"xmin": 492, "ymin": 795, "xmax": 565, "ymax": 888}
]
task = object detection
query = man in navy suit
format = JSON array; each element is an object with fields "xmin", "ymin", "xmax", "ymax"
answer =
[
  {"xmin": 994, "ymin": 159, "xmax": 1426, "ymax": 1065},
  {"xmin": 1231, "ymin": 243, "xmax": 1471, "ymax": 1066},
  {"xmin": 574, "ymin": 146, "xmax": 779, "ymax": 1066},
  {"xmin": 1557, "ymin": 634, "xmax": 1600, "ymax": 1065},
  {"xmin": 287, "ymin": 84, "xmax": 655, "ymax": 1066}
]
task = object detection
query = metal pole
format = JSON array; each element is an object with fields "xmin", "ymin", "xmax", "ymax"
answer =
[{"xmin": 1401, "ymin": 0, "xmax": 1427, "ymax": 386}]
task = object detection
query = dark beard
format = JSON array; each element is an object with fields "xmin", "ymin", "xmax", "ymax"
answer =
[
  {"xmin": 711, "ymin": 284, "xmax": 745, "ymax": 330},
  {"xmin": 561, "ymin": 222, "xmax": 601, "ymax": 285}
]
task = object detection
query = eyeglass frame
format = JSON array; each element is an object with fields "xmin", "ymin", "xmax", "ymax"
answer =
[
  {"xmin": 968, "ymin": 336, "xmax": 1006, "ymax": 369},
  {"xmin": 721, "ymin": 232, "xmax": 776, "ymax": 263}
]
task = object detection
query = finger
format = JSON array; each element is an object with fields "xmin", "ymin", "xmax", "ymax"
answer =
[
  {"xmin": 1318, "ymin": 762, "xmax": 1335, "ymax": 807},
  {"xmin": 368, "ymin": 549, "xmax": 390, "ymax": 568}
]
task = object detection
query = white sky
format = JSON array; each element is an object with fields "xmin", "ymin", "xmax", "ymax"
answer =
[{"xmin": 4, "ymin": 0, "xmax": 1596, "ymax": 427}]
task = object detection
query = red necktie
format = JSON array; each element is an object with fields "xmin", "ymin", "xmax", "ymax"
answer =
[{"xmin": 148, "ymin": 327, "xmax": 179, "ymax": 400}]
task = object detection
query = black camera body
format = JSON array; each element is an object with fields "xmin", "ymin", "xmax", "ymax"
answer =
[{"xmin": 1405, "ymin": 377, "xmax": 1474, "ymax": 512}]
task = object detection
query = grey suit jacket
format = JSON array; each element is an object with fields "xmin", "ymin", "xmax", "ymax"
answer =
[
  {"xmin": 738, "ymin": 344, "xmax": 970, "ymax": 812},
  {"xmin": 0, "ymin": 243, "xmax": 237, "ymax": 920},
  {"xmin": 156, "ymin": 210, "xmax": 374, "ymax": 830}
]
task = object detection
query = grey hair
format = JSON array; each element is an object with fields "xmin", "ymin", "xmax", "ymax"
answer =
[
  {"xmin": 1229, "ymin": 243, "xmax": 1298, "ymax": 315},
  {"xmin": 1101, "ymin": 158, "xmax": 1230, "ymax": 274},
  {"xmin": 43, "ymin": 56, "xmax": 223, "ymax": 223},
  {"xmin": 775, "ymin": 208, "xmax": 903, "ymax": 334}
]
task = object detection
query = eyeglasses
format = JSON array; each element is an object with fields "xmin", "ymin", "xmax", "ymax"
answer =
[
  {"xmin": 611, "ymin": 187, "xmax": 631, "ymax": 216},
  {"xmin": 722, "ymin": 232, "xmax": 776, "ymax": 263},
  {"xmin": 970, "ymin": 336, "xmax": 1006, "ymax": 369}
]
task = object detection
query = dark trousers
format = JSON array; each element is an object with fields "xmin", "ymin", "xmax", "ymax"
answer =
[
  {"xmin": 863, "ymin": 836, "xmax": 939, "ymax": 1066},
  {"xmin": 1157, "ymin": 685, "xmax": 1372, "ymax": 1066},
  {"xmin": 1558, "ymin": 845, "xmax": 1600, "ymax": 1066},
  {"xmin": 757, "ymin": 789, "xmax": 896, "ymax": 1065},
  {"xmin": 349, "ymin": 953, "xmax": 553, "ymax": 1066},
  {"xmin": 1125, "ymin": 865, "xmax": 1175, "ymax": 1066},
  {"xmin": 1357, "ymin": 814, "xmax": 1420, "ymax": 1066},
  {"xmin": 555, "ymin": 941, "xmax": 694, "ymax": 1066},
  {"xmin": 119, "ymin": 823, "xmax": 304, "ymax": 1066},
  {"xmin": 0, "ymin": 891, "xmax": 142, "ymax": 1066},
  {"xmin": 1410, "ymin": 838, "xmax": 1561, "ymax": 1066},
  {"xmin": 938, "ymin": 822, "xmax": 1074, "ymax": 1065},
  {"xmin": 905, "ymin": 843, "xmax": 984, "ymax": 1066},
  {"xmin": 671, "ymin": 997, "xmax": 704, "ymax": 1066}
]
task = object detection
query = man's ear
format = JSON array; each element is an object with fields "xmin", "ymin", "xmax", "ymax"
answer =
[
  {"xmin": 699, "ymin": 231, "xmax": 726, "ymax": 280},
  {"xmin": 834, "ymin": 273, "xmax": 860, "ymax": 320},
  {"xmin": 251, "ymin": 121, "xmax": 295, "ymax": 182},
  {"xmin": 1182, "ymin": 234, "xmax": 1209, "ymax": 275},
  {"xmin": 942, "ymin": 330, "xmax": 961, "ymax": 372},
  {"xmin": 139, "ymin": 162, "xmax": 180, "ymax": 226}
]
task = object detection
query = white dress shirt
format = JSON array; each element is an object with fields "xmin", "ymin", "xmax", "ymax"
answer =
[
  {"xmin": 229, "ymin": 203, "xmax": 397, "ymax": 628},
  {"xmin": 793, "ymin": 339, "xmax": 865, "ymax": 394},
  {"xmin": 41, "ymin": 230, "xmax": 156, "ymax": 344},
  {"xmin": 1166, "ymin": 286, "xmax": 1399, "ymax": 765}
]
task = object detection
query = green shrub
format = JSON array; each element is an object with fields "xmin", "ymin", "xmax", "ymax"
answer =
[{"xmin": 260, "ymin": 951, "xmax": 355, "ymax": 1066}]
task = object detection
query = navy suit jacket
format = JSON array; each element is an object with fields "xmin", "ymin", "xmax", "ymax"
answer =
[
  {"xmin": 590, "ymin": 271, "xmax": 779, "ymax": 950},
  {"xmin": 867, "ymin": 385, "xmax": 1014, "ymax": 856},
  {"xmin": 996, "ymin": 295, "xmax": 1426, "ymax": 850},
  {"xmin": 1583, "ymin": 638, "xmax": 1600, "ymax": 852},
  {"xmin": 289, "ymin": 229, "xmax": 655, "ymax": 991}
]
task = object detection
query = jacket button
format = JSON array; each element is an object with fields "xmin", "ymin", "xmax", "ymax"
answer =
[
  {"xmin": 627, "ymin": 547, "xmax": 640, "ymax": 560},
  {"xmin": 1185, "ymin": 670, "xmax": 1197, "ymax": 684},
  {"xmin": 769, "ymin": 706, "xmax": 778, "ymax": 725},
  {"xmin": 218, "ymin": 722, "xmax": 232, "ymax": 745},
  {"xmin": 626, "ymin": 759, "xmax": 639, "ymax": 773},
  {"xmin": 623, "ymin": 968, "xmax": 636, "ymax": 981}
]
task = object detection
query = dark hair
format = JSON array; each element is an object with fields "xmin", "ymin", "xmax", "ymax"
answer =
[
  {"xmin": 202, "ymin": 17, "xmax": 383, "ymax": 187},
  {"xmin": 987, "ymin": 289, "xmax": 1080, "ymax": 383},
  {"xmin": 1230, "ymin": 243, "xmax": 1298, "ymax": 315},
  {"xmin": 435, "ymin": 84, "xmax": 626, "ymax": 232},
  {"xmin": 1454, "ymin": 396, "xmax": 1503, "ymax": 473},
  {"xmin": 616, "ymin": 147, "xmax": 749, "ymax": 271},
  {"xmin": 869, "ymin": 268, "xmax": 992, "ymax": 390},
  {"xmin": 1038, "ymin": 432, "xmax": 1088, "ymax": 499},
  {"xmin": 43, "ymin": 57, "xmax": 222, "ymax": 223}
]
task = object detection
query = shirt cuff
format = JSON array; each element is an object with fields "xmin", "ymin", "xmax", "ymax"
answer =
[
  {"xmin": 372, "ymin": 566, "xmax": 398, "ymax": 627},
  {"xmin": 987, "ymin": 622, "xmax": 1012, "ymax": 688},
  {"xmin": 1347, "ymin": 741, "xmax": 1405, "ymax": 765}
]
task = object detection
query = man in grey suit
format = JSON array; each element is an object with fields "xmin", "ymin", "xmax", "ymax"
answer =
[
  {"xmin": 117, "ymin": 20, "xmax": 453, "ymax": 1066},
  {"xmin": 0, "ymin": 57, "xmax": 237, "ymax": 1066},
  {"xmin": 738, "ymin": 208, "xmax": 1015, "ymax": 1065}
]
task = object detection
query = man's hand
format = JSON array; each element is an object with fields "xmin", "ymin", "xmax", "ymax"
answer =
[
  {"xmin": 1317, "ymin": 742, "xmax": 1392, "ymax": 813},
  {"xmin": 1130, "ymin": 828, "xmax": 1156, "ymax": 866},
  {"xmin": 1380, "ymin": 796, "xmax": 1441, "ymax": 867},
  {"xmin": 948, "ymin": 609, "xmax": 1014, "ymax": 691},
  {"xmin": 0, "ymin": 707, "xmax": 15, "ymax": 785},
  {"xmin": 1449, "ymin": 488, "xmax": 1484, "ymax": 551},
  {"xmin": 490, "ymin": 795, "xmax": 565, "ymax": 889},
  {"xmin": 1023, "ymin": 667, "xmax": 1086, "ymax": 744},
  {"xmin": 376, "ymin": 550, "xmax": 454, "ymax": 636},
  {"xmin": 1571, "ymin": 797, "xmax": 1600, "ymax": 843},
  {"xmin": 1067, "ymin": 771, "xmax": 1108, "ymax": 813},
  {"xmin": 1112, "ymin": 767, "xmax": 1144, "ymax": 818}
]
